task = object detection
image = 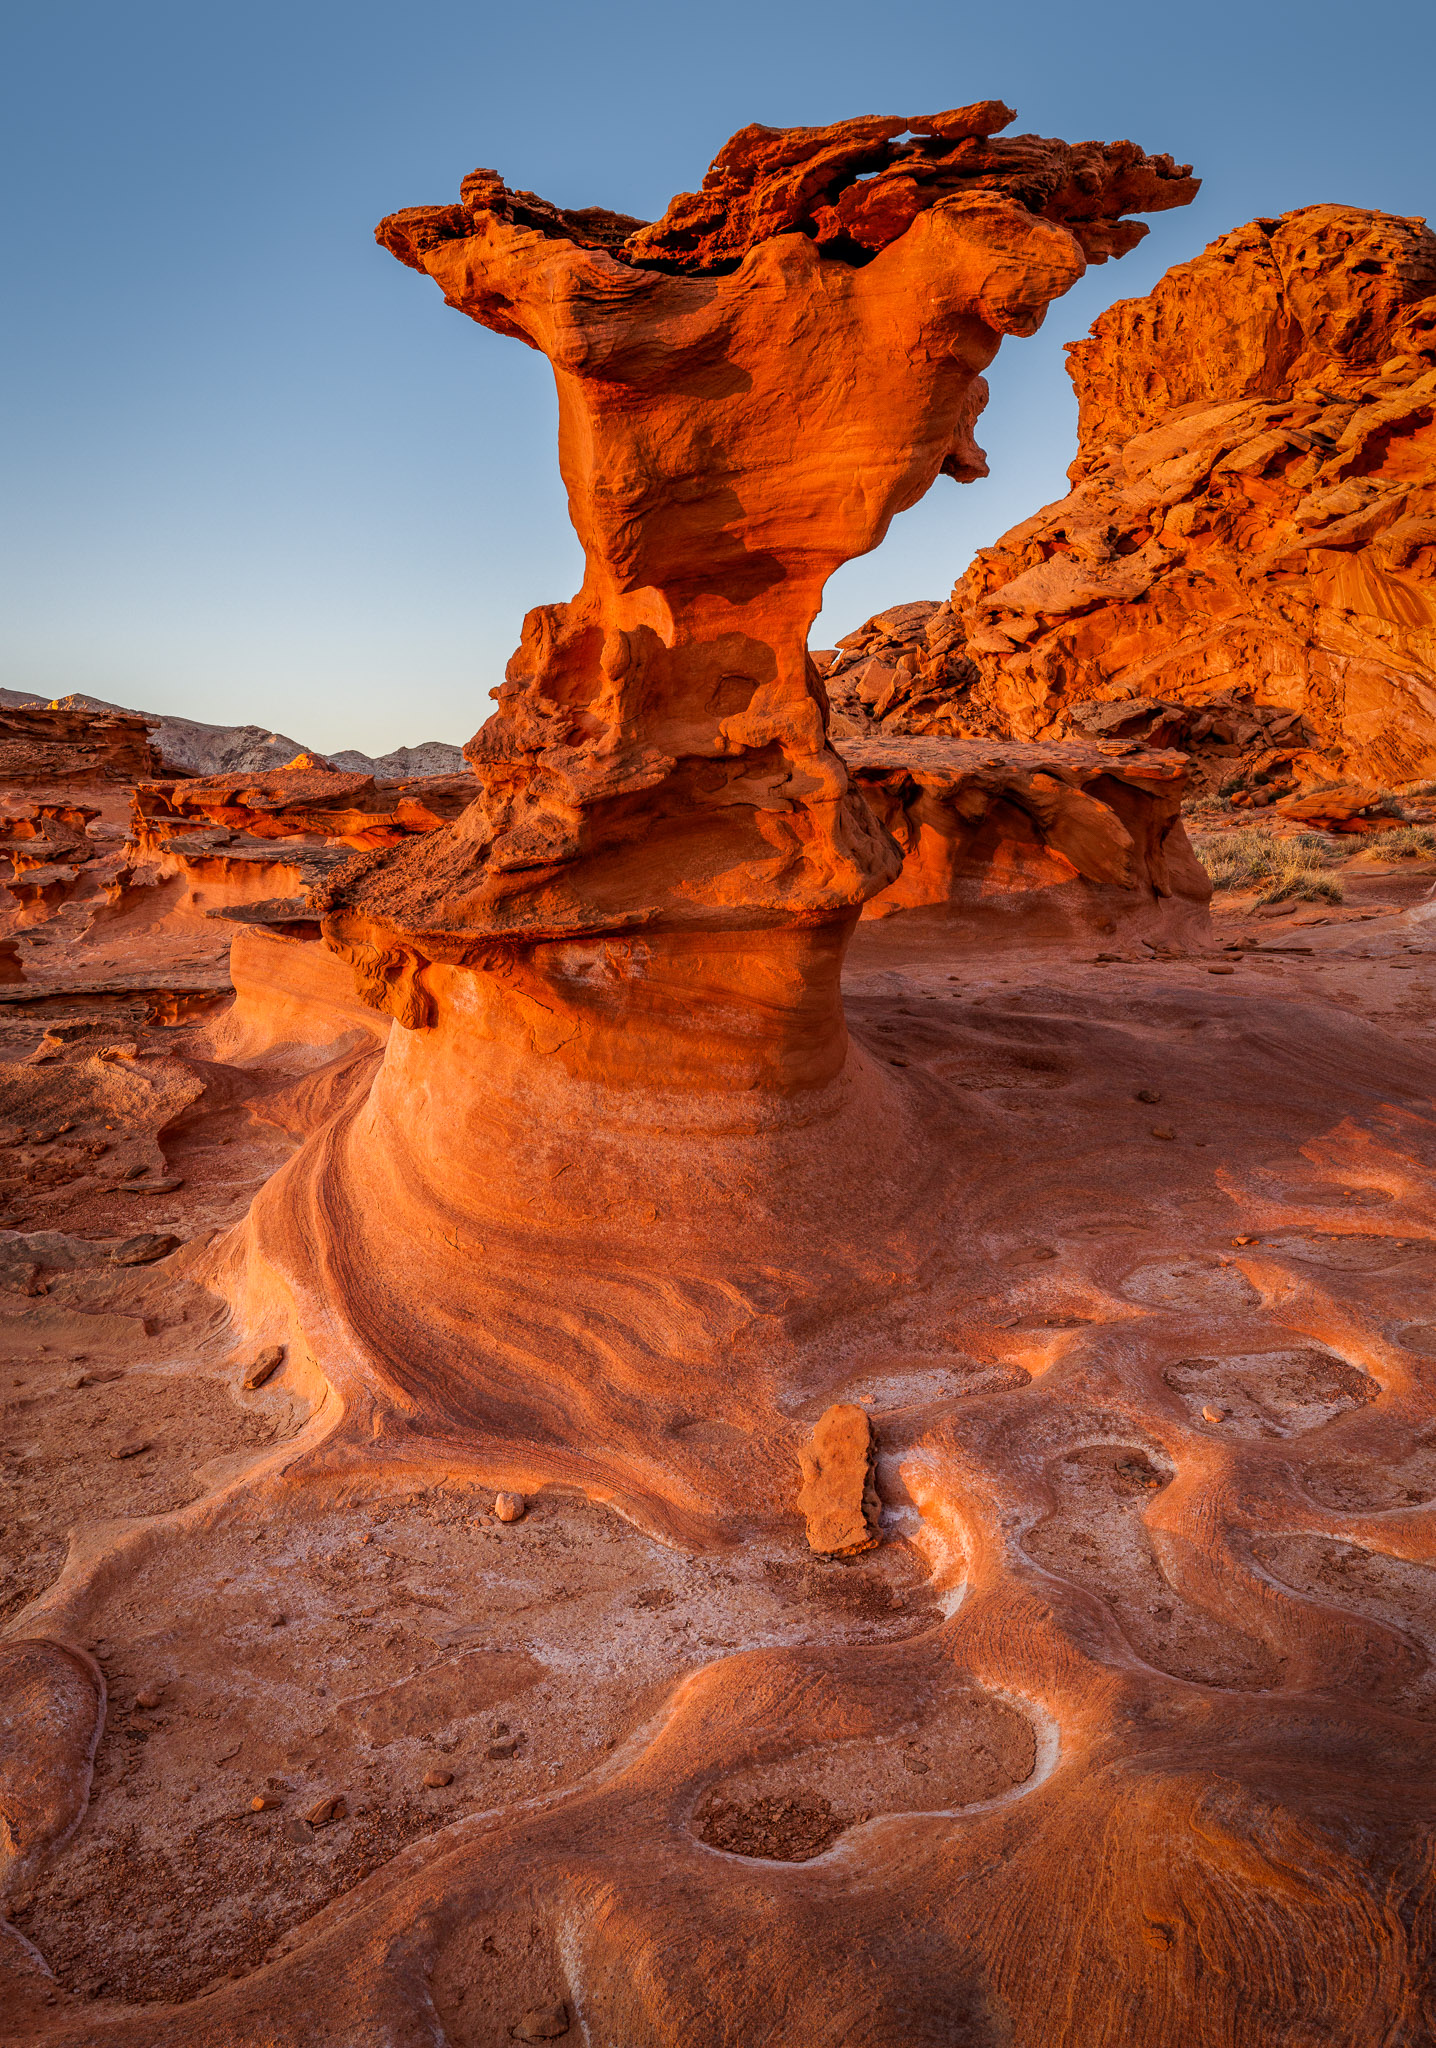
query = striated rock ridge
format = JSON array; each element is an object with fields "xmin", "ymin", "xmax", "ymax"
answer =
[
  {"xmin": 320, "ymin": 107, "xmax": 1193, "ymax": 1059},
  {"xmin": 949, "ymin": 205, "xmax": 1436, "ymax": 785}
]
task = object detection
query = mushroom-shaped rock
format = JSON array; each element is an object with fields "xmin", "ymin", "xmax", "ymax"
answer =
[{"xmin": 233, "ymin": 105, "xmax": 1196, "ymax": 1540}]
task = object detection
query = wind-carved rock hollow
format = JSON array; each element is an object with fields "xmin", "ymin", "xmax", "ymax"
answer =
[{"xmin": 232, "ymin": 109, "xmax": 1197, "ymax": 1518}]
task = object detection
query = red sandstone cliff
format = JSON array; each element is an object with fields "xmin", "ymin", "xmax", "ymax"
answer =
[{"xmin": 825, "ymin": 205, "xmax": 1436, "ymax": 800}]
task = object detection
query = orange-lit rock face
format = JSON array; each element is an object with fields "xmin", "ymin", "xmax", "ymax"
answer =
[
  {"xmin": 953, "ymin": 205, "xmax": 1436, "ymax": 783},
  {"xmin": 323, "ymin": 109, "xmax": 1195, "ymax": 1084},
  {"xmin": 843, "ymin": 733, "xmax": 1211, "ymax": 940},
  {"xmin": 132, "ymin": 769, "xmax": 474, "ymax": 855}
]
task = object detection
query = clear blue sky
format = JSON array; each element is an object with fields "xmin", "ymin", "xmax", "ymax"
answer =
[{"xmin": 2, "ymin": 1, "xmax": 1432, "ymax": 755}]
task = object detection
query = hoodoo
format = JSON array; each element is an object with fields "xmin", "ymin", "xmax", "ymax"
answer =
[
  {"xmin": 332, "ymin": 107, "xmax": 1198, "ymax": 1076},
  {"xmin": 230, "ymin": 110, "xmax": 1197, "ymax": 1524}
]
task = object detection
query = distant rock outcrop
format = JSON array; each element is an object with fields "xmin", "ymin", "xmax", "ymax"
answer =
[
  {"xmin": 959, "ymin": 203, "xmax": 1436, "ymax": 789},
  {"xmin": 0, "ymin": 702, "xmax": 155, "ymax": 788},
  {"xmin": 0, "ymin": 688, "xmax": 464, "ymax": 782}
]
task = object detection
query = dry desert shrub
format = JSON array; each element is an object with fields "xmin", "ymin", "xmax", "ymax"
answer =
[
  {"xmin": 1378, "ymin": 824, "xmax": 1436, "ymax": 859},
  {"xmin": 1195, "ymin": 826, "xmax": 1347, "ymax": 904}
]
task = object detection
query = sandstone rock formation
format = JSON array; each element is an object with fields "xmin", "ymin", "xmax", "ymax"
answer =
[
  {"xmin": 843, "ymin": 732, "xmax": 1210, "ymax": 937},
  {"xmin": 11, "ymin": 110, "xmax": 1436, "ymax": 2048},
  {"xmin": 819, "ymin": 599, "xmax": 978, "ymax": 737},
  {"xmin": 224, "ymin": 108, "xmax": 1198, "ymax": 1507},
  {"xmin": 843, "ymin": 207, "xmax": 1436, "ymax": 794},
  {"xmin": 125, "ymin": 767, "xmax": 476, "ymax": 928},
  {"xmin": 131, "ymin": 767, "xmax": 475, "ymax": 856},
  {"xmin": 0, "ymin": 704, "xmax": 154, "ymax": 790},
  {"xmin": 318, "ymin": 108, "xmax": 1191, "ymax": 1054}
]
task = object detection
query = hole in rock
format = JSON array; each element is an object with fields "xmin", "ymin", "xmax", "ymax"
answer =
[
  {"xmin": 690, "ymin": 1682, "xmax": 1038, "ymax": 1862},
  {"xmin": 1306, "ymin": 1428, "xmax": 1436, "ymax": 1511},
  {"xmin": 1261, "ymin": 1234, "xmax": 1436, "ymax": 1274},
  {"xmin": 1253, "ymin": 1535, "xmax": 1436, "ymax": 1717},
  {"xmin": 1119, "ymin": 1260, "xmax": 1262, "ymax": 1311},
  {"xmin": 1162, "ymin": 1348, "xmax": 1376, "ymax": 1437}
]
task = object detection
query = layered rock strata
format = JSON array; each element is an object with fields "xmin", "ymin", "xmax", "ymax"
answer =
[
  {"xmin": 843, "ymin": 733, "xmax": 1210, "ymax": 937},
  {"xmin": 0, "ymin": 704, "xmax": 154, "ymax": 790},
  {"xmin": 316, "ymin": 108, "xmax": 1192, "ymax": 1061},
  {"xmin": 130, "ymin": 769, "xmax": 475, "ymax": 856},
  {"xmin": 124, "ymin": 769, "xmax": 477, "ymax": 928},
  {"xmin": 210, "ymin": 108, "xmax": 1198, "ymax": 1570},
  {"xmin": 841, "ymin": 207, "xmax": 1436, "ymax": 791}
]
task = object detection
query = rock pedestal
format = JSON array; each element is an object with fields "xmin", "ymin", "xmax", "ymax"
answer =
[{"xmin": 231, "ymin": 108, "xmax": 1196, "ymax": 1509}]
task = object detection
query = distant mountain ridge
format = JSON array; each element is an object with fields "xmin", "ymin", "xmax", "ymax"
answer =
[{"xmin": 0, "ymin": 686, "xmax": 467, "ymax": 781}]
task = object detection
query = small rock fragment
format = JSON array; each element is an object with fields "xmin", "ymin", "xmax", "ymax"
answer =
[
  {"xmin": 110, "ymin": 1233, "xmax": 182, "ymax": 1266},
  {"xmin": 512, "ymin": 2003, "xmax": 571, "ymax": 2041},
  {"xmin": 250, "ymin": 1793, "xmax": 283, "ymax": 1811},
  {"xmin": 112, "ymin": 1440, "xmax": 153, "ymax": 1460},
  {"xmin": 1201, "ymin": 1405, "xmax": 1224, "ymax": 1423},
  {"xmin": 1207, "ymin": 965, "xmax": 1236, "ymax": 976},
  {"xmin": 242, "ymin": 1345, "xmax": 285, "ymax": 1392},
  {"xmin": 1232, "ymin": 1235, "xmax": 1260, "ymax": 1246},
  {"xmin": 796, "ymin": 1403, "xmax": 881, "ymax": 1557},
  {"xmin": 493, "ymin": 1491, "xmax": 525, "ymax": 1523},
  {"xmin": 134, "ymin": 1685, "xmax": 165, "ymax": 1710},
  {"xmin": 1150, "ymin": 1126, "xmax": 1176, "ymax": 1141},
  {"xmin": 123, "ymin": 1175, "xmax": 184, "ymax": 1193},
  {"xmin": 488, "ymin": 1736, "xmax": 520, "ymax": 1760},
  {"xmin": 1135, "ymin": 1088, "xmax": 1162, "ymax": 1103},
  {"xmin": 305, "ymin": 1793, "xmax": 347, "ymax": 1827},
  {"xmin": 422, "ymin": 1768, "xmax": 453, "ymax": 1788}
]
